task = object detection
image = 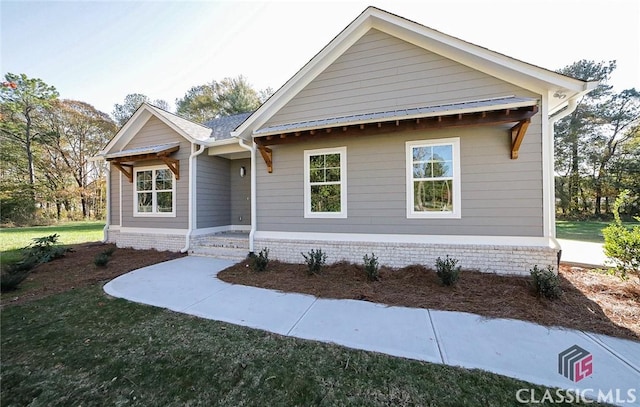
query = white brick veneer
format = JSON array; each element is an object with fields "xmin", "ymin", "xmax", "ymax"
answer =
[
  {"xmin": 107, "ymin": 230, "xmax": 185, "ymax": 252},
  {"xmin": 254, "ymin": 238, "xmax": 559, "ymax": 276}
]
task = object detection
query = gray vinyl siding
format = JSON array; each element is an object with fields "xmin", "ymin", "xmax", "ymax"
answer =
[
  {"xmin": 196, "ymin": 155, "xmax": 231, "ymax": 228},
  {"xmin": 263, "ymin": 29, "xmax": 534, "ymax": 128},
  {"xmin": 109, "ymin": 167, "xmax": 120, "ymax": 225},
  {"xmin": 256, "ymin": 114, "xmax": 544, "ymax": 237},
  {"xmin": 230, "ymin": 159, "xmax": 251, "ymax": 226},
  {"xmin": 118, "ymin": 116, "xmax": 189, "ymax": 229}
]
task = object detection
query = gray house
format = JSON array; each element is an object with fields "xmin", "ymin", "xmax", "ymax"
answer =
[{"xmin": 96, "ymin": 7, "xmax": 596, "ymax": 275}]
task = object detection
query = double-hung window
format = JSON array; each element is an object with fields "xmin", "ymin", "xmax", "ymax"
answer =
[
  {"xmin": 304, "ymin": 147, "xmax": 347, "ymax": 218},
  {"xmin": 406, "ymin": 138, "xmax": 461, "ymax": 218},
  {"xmin": 134, "ymin": 166, "xmax": 175, "ymax": 216}
]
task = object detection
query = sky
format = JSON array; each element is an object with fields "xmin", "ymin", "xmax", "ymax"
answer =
[{"xmin": 1, "ymin": 0, "xmax": 639, "ymax": 117}]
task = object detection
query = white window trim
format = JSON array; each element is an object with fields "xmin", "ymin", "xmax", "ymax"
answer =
[
  {"xmin": 303, "ymin": 146, "xmax": 347, "ymax": 218},
  {"xmin": 406, "ymin": 138, "xmax": 461, "ymax": 219},
  {"xmin": 133, "ymin": 164, "xmax": 177, "ymax": 217}
]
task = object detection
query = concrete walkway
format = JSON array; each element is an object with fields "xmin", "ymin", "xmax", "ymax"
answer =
[
  {"xmin": 104, "ymin": 256, "xmax": 640, "ymax": 406},
  {"xmin": 558, "ymin": 238, "xmax": 609, "ymax": 268}
]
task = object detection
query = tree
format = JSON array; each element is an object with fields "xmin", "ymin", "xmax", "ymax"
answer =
[
  {"xmin": 590, "ymin": 89, "xmax": 640, "ymax": 215},
  {"xmin": 46, "ymin": 100, "xmax": 116, "ymax": 218},
  {"xmin": 0, "ymin": 73, "xmax": 59, "ymax": 213},
  {"xmin": 217, "ymin": 76, "xmax": 261, "ymax": 116},
  {"xmin": 175, "ymin": 75, "xmax": 268, "ymax": 122},
  {"xmin": 554, "ymin": 60, "xmax": 616, "ymax": 215},
  {"xmin": 112, "ymin": 93, "xmax": 169, "ymax": 126},
  {"xmin": 175, "ymin": 83, "xmax": 219, "ymax": 123}
]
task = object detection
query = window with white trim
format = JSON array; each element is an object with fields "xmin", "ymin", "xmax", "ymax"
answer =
[
  {"xmin": 304, "ymin": 147, "xmax": 347, "ymax": 218},
  {"xmin": 406, "ymin": 138, "xmax": 461, "ymax": 218},
  {"xmin": 134, "ymin": 166, "xmax": 176, "ymax": 216}
]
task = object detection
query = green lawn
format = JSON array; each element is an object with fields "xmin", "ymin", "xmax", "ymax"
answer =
[
  {"xmin": 0, "ymin": 221, "xmax": 104, "ymax": 252},
  {"xmin": 1, "ymin": 286, "xmax": 606, "ymax": 406}
]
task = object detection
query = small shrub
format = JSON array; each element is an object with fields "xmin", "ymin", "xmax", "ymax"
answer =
[
  {"xmin": 102, "ymin": 246, "xmax": 116, "ymax": 256},
  {"xmin": 251, "ymin": 247, "xmax": 270, "ymax": 272},
  {"xmin": 602, "ymin": 190, "xmax": 639, "ymax": 279},
  {"xmin": 22, "ymin": 234, "xmax": 70, "ymax": 264},
  {"xmin": 94, "ymin": 253, "xmax": 110, "ymax": 267},
  {"xmin": 435, "ymin": 255, "xmax": 461, "ymax": 286},
  {"xmin": 0, "ymin": 257, "xmax": 37, "ymax": 292},
  {"xmin": 530, "ymin": 265, "xmax": 562, "ymax": 299},
  {"xmin": 302, "ymin": 249, "xmax": 327, "ymax": 275},
  {"xmin": 363, "ymin": 253, "xmax": 380, "ymax": 281}
]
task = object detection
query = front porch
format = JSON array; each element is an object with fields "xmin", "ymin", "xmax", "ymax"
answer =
[{"xmin": 190, "ymin": 231, "xmax": 250, "ymax": 261}]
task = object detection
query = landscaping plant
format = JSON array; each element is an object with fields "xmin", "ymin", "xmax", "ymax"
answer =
[
  {"xmin": 22, "ymin": 234, "xmax": 70, "ymax": 264},
  {"xmin": 302, "ymin": 249, "xmax": 327, "ymax": 275},
  {"xmin": 530, "ymin": 265, "xmax": 562, "ymax": 299},
  {"xmin": 602, "ymin": 190, "xmax": 640, "ymax": 279},
  {"xmin": 363, "ymin": 253, "xmax": 380, "ymax": 281},
  {"xmin": 94, "ymin": 245, "xmax": 117, "ymax": 267},
  {"xmin": 435, "ymin": 255, "xmax": 461, "ymax": 286},
  {"xmin": 1, "ymin": 234, "xmax": 71, "ymax": 291},
  {"xmin": 250, "ymin": 247, "xmax": 270, "ymax": 272}
]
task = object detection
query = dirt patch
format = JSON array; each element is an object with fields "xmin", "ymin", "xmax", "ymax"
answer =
[
  {"xmin": 219, "ymin": 260, "xmax": 640, "ymax": 341},
  {"xmin": 1, "ymin": 242, "xmax": 185, "ymax": 306}
]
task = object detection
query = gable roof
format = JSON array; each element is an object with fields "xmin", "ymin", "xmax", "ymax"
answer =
[
  {"xmin": 100, "ymin": 103, "xmax": 213, "ymax": 155},
  {"xmin": 203, "ymin": 112, "xmax": 253, "ymax": 141},
  {"xmin": 232, "ymin": 6, "xmax": 597, "ymax": 140}
]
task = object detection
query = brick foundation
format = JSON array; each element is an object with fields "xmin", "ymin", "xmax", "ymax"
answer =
[
  {"xmin": 107, "ymin": 230, "xmax": 186, "ymax": 252},
  {"xmin": 254, "ymin": 237, "xmax": 558, "ymax": 276}
]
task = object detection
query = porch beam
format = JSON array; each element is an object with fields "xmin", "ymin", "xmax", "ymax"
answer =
[
  {"xmin": 257, "ymin": 145, "xmax": 273, "ymax": 173},
  {"xmin": 510, "ymin": 119, "xmax": 531, "ymax": 159},
  {"xmin": 112, "ymin": 162, "xmax": 134, "ymax": 183}
]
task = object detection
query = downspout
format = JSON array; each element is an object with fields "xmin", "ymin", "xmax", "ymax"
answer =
[
  {"xmin": 181, "ymin": 143, "xmax": 207, "ymax": 253},
  {"xmin": 547, "ymin": 96, "xmax": 580, "ymax": 265},
  {"xmin": 102, "ymin": 160, "xmax": 110, "ymax": 243},
  {"xmin": 238, "ymin": 138, "xmax": 256, "ymax": 253}
]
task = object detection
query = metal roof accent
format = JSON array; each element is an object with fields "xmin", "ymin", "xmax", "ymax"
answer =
[
  {"xmin": 253, "ymin": 96, "xmax": 538, "ymax": 137},
  {"xmin": 104, "ymin": 142, "xmax": 180, "ymax": 160}
]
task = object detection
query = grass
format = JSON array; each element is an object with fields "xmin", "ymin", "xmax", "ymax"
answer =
[
  {"xmin": 555, "ymin": 220, "xmax": 637, "ymax": 243},
  {"xmin": 1, "ymin": 286, "xmax": 608, "ymax": 406},
  {"xmin": 0, "ymin": 221, "xmax": 105, "ymax": 252}
]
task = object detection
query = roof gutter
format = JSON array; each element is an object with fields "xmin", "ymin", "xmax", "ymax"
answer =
[
  {"xmin": 237, "ymin": 138, "xmax": 256, "ymax": 253},
  {"xmin": 181, "ymin": 142, "xmax": 207, "ymax": 253}
]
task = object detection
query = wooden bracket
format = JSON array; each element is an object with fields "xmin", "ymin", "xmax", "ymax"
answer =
[
  {"xmin": 258, "ymin": 145, "xmax": 273, "ymax": 173},
  {"xmin": 510, "ymin": 119, "xmax": 531, "ymax": 159},
  {"xmin": 112, "ymin": 162, "xmax": 134, "ymax": 182},
  {"xmin": 160, "ymin": 157, "xmax": 180, "ymax": 180}
]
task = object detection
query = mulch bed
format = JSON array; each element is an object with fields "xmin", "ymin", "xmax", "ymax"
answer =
[
  {"xmin": 218, "ymin": 260, "xmax": 640, "ymax": 342},
  {"xmin": 0, "ymin": 242, "xmax": 185, "ymax": 306}
]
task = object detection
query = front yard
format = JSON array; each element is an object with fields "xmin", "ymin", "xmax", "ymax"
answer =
[{"xmin": 2, "ymin": 284, "xmax": 613, "ymax": 406}]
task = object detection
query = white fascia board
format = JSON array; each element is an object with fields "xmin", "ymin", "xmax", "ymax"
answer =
[
  {"xmin": 370, "ymin": 11, "xmax": 591, "ymax": 98},
  {"xmin": 254, "ymin": 231, "xmax": 561, "ymax": 249},
  {"xmin": 231, "ymin": 10, "xmax": 374, "ymax": 140},
  {"xmin": 102, "ymin": 104, "xmax": 213, "ymax": 156},
  {"xmin": 101, "ymin": 108, "xmax": 153, "ymax": 154},
  {"xmin": 207, "ymin": 139, "xmax": 245, "ymax": 156}
]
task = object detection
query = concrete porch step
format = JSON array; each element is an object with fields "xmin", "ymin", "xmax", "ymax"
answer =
[{"xmin": 189, "ymin": 246, "xmax": 248, "ymax": 262}]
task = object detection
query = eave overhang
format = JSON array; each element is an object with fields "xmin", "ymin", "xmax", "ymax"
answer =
[
  {"xmin": 105, "ymin": 142, "xmax": 181, "ymax": 182},
  {"xmin": 252, "ymin": 96, "xmax": 539, "ymax": 172}
]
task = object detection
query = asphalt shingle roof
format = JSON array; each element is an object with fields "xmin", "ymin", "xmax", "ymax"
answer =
[{"xmin": 203, "ymin": 112, "xmax": 253, "ymax": 140}]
